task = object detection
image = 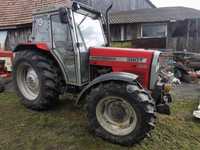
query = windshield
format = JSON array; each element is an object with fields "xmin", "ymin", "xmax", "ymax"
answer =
[{"xmin": 74, "ymin": 12, "xmax": 106, "ymax": 49}]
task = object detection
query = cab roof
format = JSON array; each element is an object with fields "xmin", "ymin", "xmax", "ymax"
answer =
[{"xmin": 34, "ymin": 1, "xmax": 101, "ymax": 17}]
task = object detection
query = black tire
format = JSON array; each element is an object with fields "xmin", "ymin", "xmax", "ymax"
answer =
[
  {"xmin": 0, "ymin": 84, "xmax": 5, "ymax": 93},
  {"xmin": 13, "ymin": 51, "xmax": 61, "ymax": 110},
  {"xmin": 0, "ymin": 77, "xmax": 5, "ymax": 93},
  {"xmin": 86, "ymin": 81, "xmax": 156, "ymax": 146}
]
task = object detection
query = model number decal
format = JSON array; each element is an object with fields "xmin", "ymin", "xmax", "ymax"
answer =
[{"xmin": 90, "ymin": 56, "xmax": 147, "ymax": 63}]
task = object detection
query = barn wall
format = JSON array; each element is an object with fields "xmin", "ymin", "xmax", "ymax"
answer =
[
  {"xmin": 110, "ymin": 24, "xmax": 138, "ymax": 41},
  {"xmin": 167, "ymin": 19, "xmax": 200, "ymax": 52},
  {"xmin": 133, "ymin": 38, "xmax": 166, "ymax": 49},
  {"xmin": 5, "ymin": 27, "xmax": 32, "ymax": 50}
]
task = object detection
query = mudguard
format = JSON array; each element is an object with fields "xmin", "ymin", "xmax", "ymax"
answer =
[
  {"xmin": 76, "ymin": 72, "xmax": 139, "ymax": 104},
  {"xmin": 13, "ymin": 43, "xmax": 50, "ymax": 52},
  {"xmin": 13, "ymin": 43, "xmax": 70, "ymax": 84}
]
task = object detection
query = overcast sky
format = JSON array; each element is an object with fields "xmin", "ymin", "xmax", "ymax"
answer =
[{"xmin": 151, "ymin": 0, "xmax": 200, "ymax": 10}]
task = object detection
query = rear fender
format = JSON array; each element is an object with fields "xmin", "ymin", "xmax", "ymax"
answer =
[
  {"xmin": 13, "ymin": 43, "xmax": 69, "ymax": 84},
  {"xmin": 76, "ymin": 72, "xmax": 139, "ymax": 104},
  {"xmin": 13, "ymin": 43, "xmax": 50, "ymax": 52}
]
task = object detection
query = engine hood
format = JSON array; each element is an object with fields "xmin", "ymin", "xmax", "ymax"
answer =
[
  {"xmin": 89, "ymin": 47, "xmax": 156, "ymax": 63},
  {"xmin": 89, "ymin": 47, "xmax": 160, "ymax": 90}
]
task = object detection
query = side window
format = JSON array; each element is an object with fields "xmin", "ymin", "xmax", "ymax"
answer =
[
  {"xmin": 51, "ymin": 14, "xmax": 77, "ymax": 84},
  {"xmin": 33, "ymin": 15, "xmax": 50, "ymax": 43},
  {"xmin": 51, "ymin": 14, "xmax": 73, "ymax": 50}
]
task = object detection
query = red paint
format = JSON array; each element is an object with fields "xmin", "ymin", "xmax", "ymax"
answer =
[
  {"xmin": 0, "ymin": 50, "xmax": 13, "ymax": 58},
  {"xmin": 15, "ymin": 42, "xmax": 50, "ymax": 52},
  {"xmin": 0, "ymin": 50, "xmax": 13, "ymax": 78},
  {"xmin": 35, "ymin": 43, "xmax": 50, "ymax": 51},
  {"xmin": 90, "ymin": 47, "xmax": 155, "ymax": 89}
]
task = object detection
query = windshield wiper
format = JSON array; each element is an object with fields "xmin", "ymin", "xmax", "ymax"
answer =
[{"xmin": 78, "ymin": 14, "xmax": 89, "ymax": 27}]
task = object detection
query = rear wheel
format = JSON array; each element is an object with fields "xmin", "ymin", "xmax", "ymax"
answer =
[
  {"xmin": 13, "ymin": 51, "xmax": 60, "ymax": 110},
  {"xmin": 86, "ymin": 81, "xmax": 156, "ymax": 146},
  {"xmin": 0, "ymin": 77, "xmax": 5, "ymax": 93}
]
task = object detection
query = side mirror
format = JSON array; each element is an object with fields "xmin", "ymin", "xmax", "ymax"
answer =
[
  {"xmin": 72, "ymin": 2, "xmax": 80, "ymax": 11},
  {"xmin": 59, "ymin": 7, "xmax": 68, "ymax": 24}
]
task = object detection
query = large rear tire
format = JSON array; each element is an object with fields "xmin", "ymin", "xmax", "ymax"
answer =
[
  {"xmin": 86, "ymin": 81, "xmax": 156, "ymax": 146},
  {"xmin": 13, "ymin": 51, "xmax": 60, "ymax": 110},
  {"xmin": 0, "ymin": 77, "xmax": 5, "ymax": 93}
]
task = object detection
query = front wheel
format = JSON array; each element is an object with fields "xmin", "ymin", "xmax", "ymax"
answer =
[
  {"xmin": 86, "ymin": 81, "xmax": 156, "ymax": 146},
  {"xmin": 13, "ymin": 51, "xmax": 60, "ymax": 110}
]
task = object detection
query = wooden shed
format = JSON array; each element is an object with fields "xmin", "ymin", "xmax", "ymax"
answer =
[{"xmin": 110, "ymin": 7, "xmax": 200, "ymax": 52}]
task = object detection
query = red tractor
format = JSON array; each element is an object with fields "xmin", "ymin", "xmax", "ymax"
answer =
[
  {"xmin": 13, "ymin": 1, "xmax": 172, "ymax": 146},
  {"xmin": 0, "ymin": 50, "xmax": 13, "ymax": 92}
]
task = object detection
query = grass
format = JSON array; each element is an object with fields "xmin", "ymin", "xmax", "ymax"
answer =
[{"xmin": 0, "ymin": 92, "xmax": 200, "ymax": 150}]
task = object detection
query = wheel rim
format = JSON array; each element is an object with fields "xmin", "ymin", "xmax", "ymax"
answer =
[
  {"xmin": 96, "ymin": 96, "xmax": 137, "ymax": 136},
  {"xmin": 16, "ymin": 63, "xmax": 40, "ymax": 101}
]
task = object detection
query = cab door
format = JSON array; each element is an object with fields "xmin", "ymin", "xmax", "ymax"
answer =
[{"xmin": 51, "ymin": 14, "xmax": 77, "ymax": 84}]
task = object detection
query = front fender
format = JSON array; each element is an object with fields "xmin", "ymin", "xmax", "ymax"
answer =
[{"xmin": 76, "ymin": 72, "xmax": 139, "ymax": 104}]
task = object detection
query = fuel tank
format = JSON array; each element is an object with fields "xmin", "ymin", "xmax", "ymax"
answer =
[{"xmin": 89, "ymin": 47, "xmax": 156, "ymax": 89}]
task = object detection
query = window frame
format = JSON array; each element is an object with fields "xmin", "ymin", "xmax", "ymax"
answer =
[
  {"xmin": 50, "ymin": 13, "xmax": 74, "ymax": 50},
  {"xmin": 124, "ymin": 24, "xmax": 133, "ymax": 41},
  {"xmin": 140, "ymin": 23, "xmax": 168, "ymax": 39},
  {"xmin": 111, "ymin": 25, "xmax": 123, "ymax": 42}
]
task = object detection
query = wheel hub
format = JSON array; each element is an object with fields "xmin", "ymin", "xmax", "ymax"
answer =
[
  {"xmin": 26, "ymin": 68, "xmax": 39, "ymax": 92},
  {"xmin": 96, "ymin": 96, "xmax": 137, "ymax": 136},
  {"xmin": 17, "ymin": 63, "xmax": 40, "ymax": 101},
  {"xmin": 106, "ymin": 102, "xmax": 128, "ymax": 123}
]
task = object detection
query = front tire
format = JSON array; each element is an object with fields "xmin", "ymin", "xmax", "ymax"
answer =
[
  {"xmin": 86, "ymin": 81, "xmax": 156, "ymax": 146},
  {"xmin": 13, "ymin": 51, "xmax": 60, "ymax": 110}
]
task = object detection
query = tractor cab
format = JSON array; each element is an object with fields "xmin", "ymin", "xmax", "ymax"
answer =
[{"xmin": 32, "ymin": 2, "xmax": 106, "ymax": 86}]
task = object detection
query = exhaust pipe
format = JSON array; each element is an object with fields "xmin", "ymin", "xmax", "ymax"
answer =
[{"xmin": 105, "ymin": 2, "xmax": 113, "ymax": 47}]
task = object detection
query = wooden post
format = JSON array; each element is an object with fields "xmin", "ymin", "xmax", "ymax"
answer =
[
  {"xmin": 166, "ymin": 23, "xmax": 168, "ymax": 50},
  {"xmin": 196, "ymin": 18, "xmax": 199, "ymax": 52},
  {"xmin": 186, "ymin": 19, "xmax": 190, "ymax": 50}
]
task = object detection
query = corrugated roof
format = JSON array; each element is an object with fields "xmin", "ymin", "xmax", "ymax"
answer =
[
  {"xmin": 110, "ymin": 7, "xmax": 200, "ymax": 24},
  {"xmin": 0, "ymin": 0, "xmax": 71, "ymax": 29}
]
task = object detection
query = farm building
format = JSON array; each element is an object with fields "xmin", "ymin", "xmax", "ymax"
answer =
[
  {"xmin": 0, "ymin": 0, "xmax": 200, "ymax": 52},
  {"xmin": 88, "ymin": 0, "xmax": 155, "ymax": 12},
  {"xmin": 110, "ymin": 7, "xmax": 200, "ymax": 52},
  {"xmin": 0, "ymin": 0, "xmax": 155, "ymax": 50}
]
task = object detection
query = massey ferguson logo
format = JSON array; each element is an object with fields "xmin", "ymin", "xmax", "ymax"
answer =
[
  {"xmin": 127, "ymin": 57, "xmax": 147, "ymax": 63},
  {"xmin": 90, "ymin": 56, "xmax": 147, "ymax": 63}
]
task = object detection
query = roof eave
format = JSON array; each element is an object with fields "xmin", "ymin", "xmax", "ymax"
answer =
[{"xmin": 0, "ymin": 23, "xmax": 32, "ymax": 30}]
